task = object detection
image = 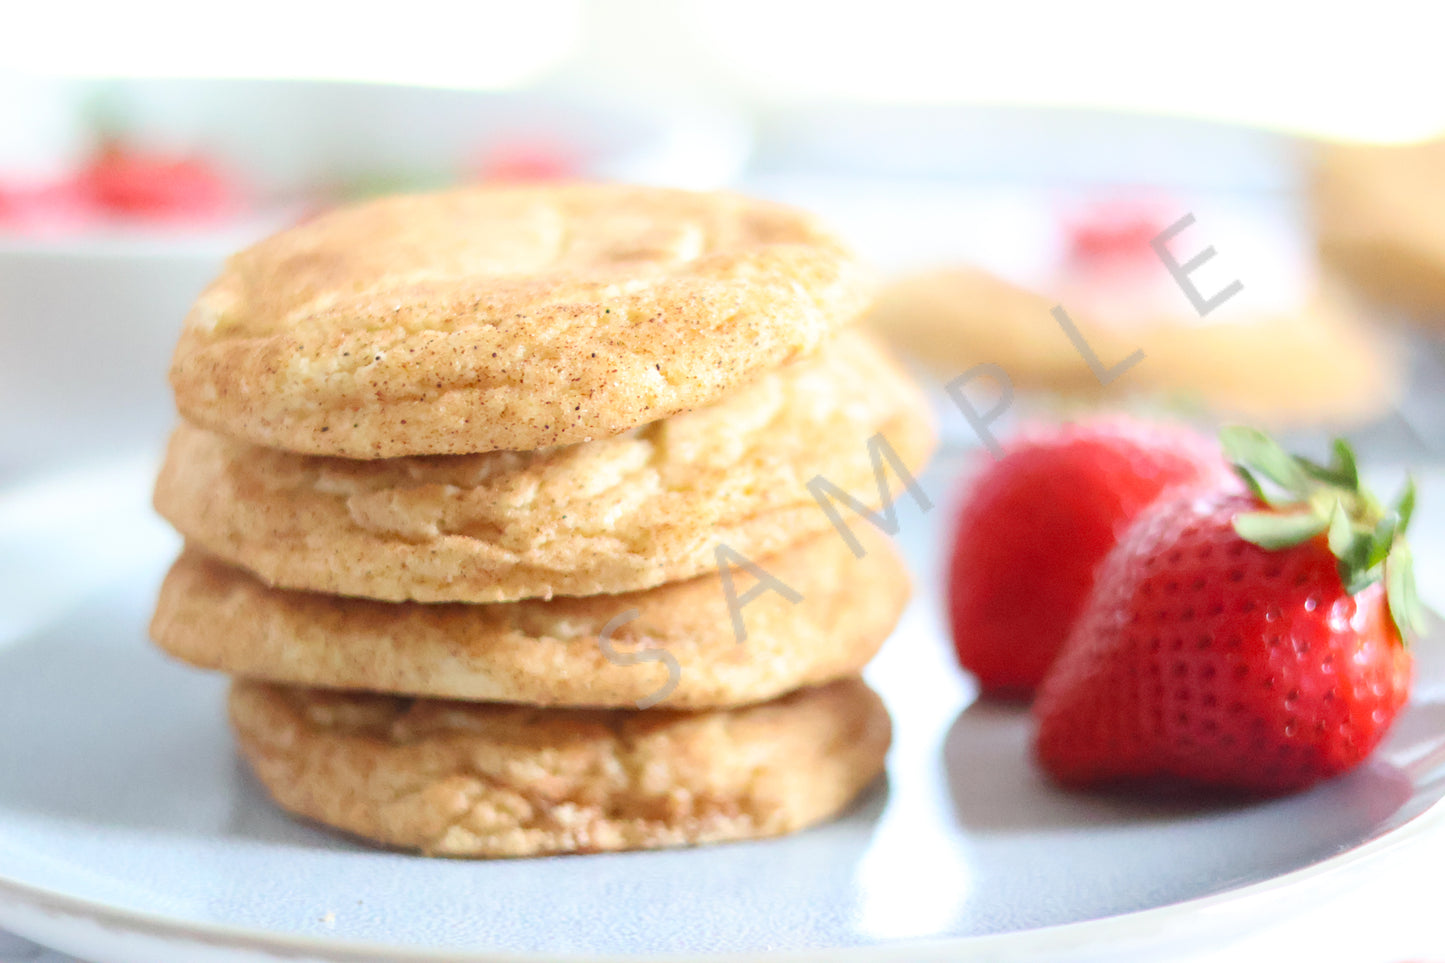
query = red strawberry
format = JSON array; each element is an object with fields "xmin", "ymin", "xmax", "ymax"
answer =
[
  {"xmin": 947, "ymin": 418, "xmax": 1228, "ymax": 696},
  {"xmin": 1034, "ymin": 428, "xmax": 1421, "ymax": 795}
]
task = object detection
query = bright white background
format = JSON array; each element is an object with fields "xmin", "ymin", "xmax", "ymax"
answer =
[{"xmin": 5, "ymin": 0, "xmax": 1445, "ymax": 162}]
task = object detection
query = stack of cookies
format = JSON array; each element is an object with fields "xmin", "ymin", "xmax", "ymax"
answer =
[{"xmin": 149, "ymin": 185, "xmax": 935, "ymax": 857}]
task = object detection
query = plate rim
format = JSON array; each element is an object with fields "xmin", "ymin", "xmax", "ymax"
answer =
[{"xmin": 0, "ymin": 792, "xmax": 1440, "ymax": 963}]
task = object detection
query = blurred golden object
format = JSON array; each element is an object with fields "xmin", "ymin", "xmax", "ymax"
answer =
[
  {"xmin": 1312, "ymin": 139, "xmax": 1445, "ymax": 319},
  {"xmin": 864, "ymin": 266, "xmax": 1398, "ymax": 427}
]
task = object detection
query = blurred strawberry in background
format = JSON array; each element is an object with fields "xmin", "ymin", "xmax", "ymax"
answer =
[
  {"xmin": 0, "ymin": 139, "xmax": 240, "ymax": 232},
  {"xmin": 76, "ymin": 141, "xmax": 237, "ymax": 222},
  {"xmin": 0, "ymin": 178, "xmax": 91, "ymax": 233},
  {"xmin": 476, "ymin": 136, "xmax": 580, "ymax": 182},
  {"xmin": 1063, "ymin": 200, "xmax": 1174, "ymax": 266}
]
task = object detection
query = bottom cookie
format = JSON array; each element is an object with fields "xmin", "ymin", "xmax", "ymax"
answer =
[{"xmin": 230, "ymin": 677, "xmax": 890, "ymax": 858}]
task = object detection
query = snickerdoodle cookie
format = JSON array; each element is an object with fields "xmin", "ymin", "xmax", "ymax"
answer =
[
  {"xmin": 153, "ymin": 527, "xmax": 908, "ymax": 709},
  {"xmin": 154, "ymin": 330, "xmax": 934, "ymax": 603},
  {"xmin": 1312, "ymin": 138, "xmax": 1445, "ymax": 317},
  {"xmin": 170, "ymin": 184, "xmax": 873, "ymax": 458},
  {"xmin": 229, "ymin": 677, "xmax": 890, "ymax": 857}
]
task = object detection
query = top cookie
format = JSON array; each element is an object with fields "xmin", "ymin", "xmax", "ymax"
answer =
[{"xmin": 170, "ymin": 184, "xmax": 872, "ymax": 458}]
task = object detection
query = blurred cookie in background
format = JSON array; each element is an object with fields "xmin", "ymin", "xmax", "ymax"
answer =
[
  {"xmin": 865, "ymin": 201, "xmax": 1399, "ymax": 427},
  {"xmin": 1311, "ymin": 138, "xmax": 1445, "ymax": 320}
]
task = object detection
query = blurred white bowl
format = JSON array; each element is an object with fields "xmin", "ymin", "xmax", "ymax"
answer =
[
  {"xmin": 89, "ymin": 78, "xmax": 750, "ymax": 194},
  {"xmin": 0, "ymin": 80, "xmax": 751, "ymax": 477},
  {"xmin": 0, "ymin": 226, "xmax": 261, "ymax": 475}
]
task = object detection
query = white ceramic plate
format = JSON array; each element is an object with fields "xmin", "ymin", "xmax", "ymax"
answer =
[{"xmin": 1, "ymin": 455, "xmax": 1443, "ymax": 963}]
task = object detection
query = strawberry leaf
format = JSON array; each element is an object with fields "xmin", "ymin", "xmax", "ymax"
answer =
[
  {"xmin": 1327, "ymin": 501, "xmax": 1356, "ymax": 559},
  {"xmin": 1220, "ymin": 426, "xmax": 1311, "ymax": 494},
  {"xmin": 1396, "ymin": 477, "xmax": 1417, "ymax": 531},
  {"xmin": 1328, "ymin": 502, "xmax": 1379, "ymax": 593},
  {"xmin": 1366, "ymin": 513, "xmax": 1399, "ymax": 570},
  {"xmin": 1219, "ymin": 428, "xmax": 1423, "ymax": 642},
  {"xmin": 1297, "ymin": 442, "xmax": 1358, "ymax": 488},
  {"xmin": 1234, "ymin": 465, "xmax": 1269, "ymax": 505},
  {"xmin": 1233, "ymin": 510, "xmax": 1328, "ymax": 549},
  {"xmin": 1334, "ymin": 439, "xmax": 1360, "ymax": 489},
  {"xmin": 1341, "ymin": 564, "xmax": 1383, "ymax": 597},
  {"xmin": 1298, "ymin": 457, "xmax": 1350, "ymax": 487},
  {"xmin": 1387, "ymin": 542, "xmax": 1425, "ymax": 639}
]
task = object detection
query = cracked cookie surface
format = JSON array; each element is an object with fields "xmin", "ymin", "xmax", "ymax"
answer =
[
  {"xmin": 229, "ymin": 677, "xmax": 890, "ymax": 857},
  {"xmin": 154, "ymin": 330, "xmax": 935, "ymax": 603},
  {"xmin": 171, "ymin": 184, "xmax": 873, "ymax": 458}
]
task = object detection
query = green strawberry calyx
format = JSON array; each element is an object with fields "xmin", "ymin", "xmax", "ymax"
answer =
[{"xmin": 1220, "ymin": 426, "xmax": 1423, "ymax": 641}]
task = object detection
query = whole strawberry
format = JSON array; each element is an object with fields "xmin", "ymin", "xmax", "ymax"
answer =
[
  {"xmin": 948, "ymin": 418, "xmax": 1227, "ymax": 696},
  {"xmin": 1034, "ymin": 428, "xmax": 1421, "ymax": 795}
]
